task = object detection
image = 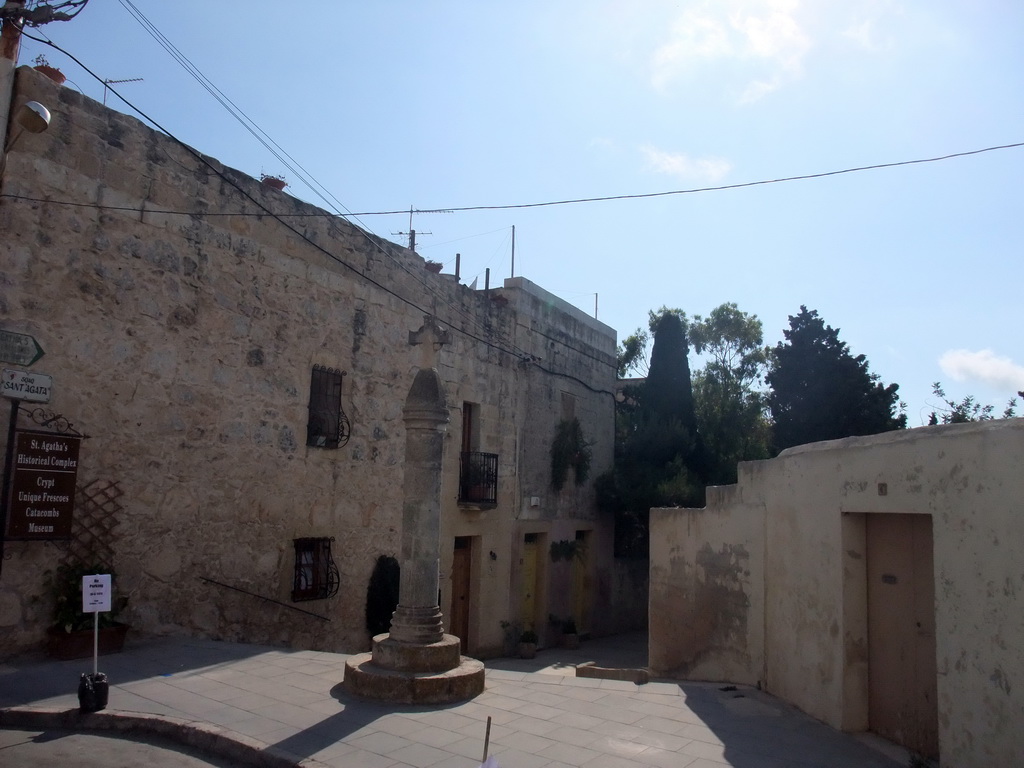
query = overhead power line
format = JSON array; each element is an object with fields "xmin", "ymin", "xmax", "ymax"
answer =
[
  {"xmin": 349, "ymin": 141, "xmax": 1024, "ymax": 216},
  {"xmin": 8, "ymin": 138, "xmax": 1023, "ymax": 222}
]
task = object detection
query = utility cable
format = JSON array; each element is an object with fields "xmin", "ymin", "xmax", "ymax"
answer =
[
  {"xmin": 17, "ymin": 34, "xmax": 576, "ymax": 370},
  {"xmin": 110, "ymin": 4, "xmax": 518, "ymax": 356},
  {"xmin": 332, "ymin": 140, "xmax": 1024, "ymax": 216}
]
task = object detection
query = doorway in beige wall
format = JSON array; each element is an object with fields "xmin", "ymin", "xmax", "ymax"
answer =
[
  {"xmin": 451, "ymin": 537, "xmax": 474, "ymax": 653},
  {"xmin": 866, "ymin": 513, "xmax": 938, "ymax": 760},
  {"xmin": 521, "ymin": 533, "xmax": 543, "ymax": 632},
  {"xmin": 571, "ymin": 529, "xmax": 590, "ymax": 634}
]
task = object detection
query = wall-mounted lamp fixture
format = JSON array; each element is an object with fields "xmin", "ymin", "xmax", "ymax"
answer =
[
  {"xmin": 2, "ymin": 101, "xmax": 51, "ymax": 177},
  {"xmin": 17, "ymin": 101, "xmax": 51, "ymax": 134}
]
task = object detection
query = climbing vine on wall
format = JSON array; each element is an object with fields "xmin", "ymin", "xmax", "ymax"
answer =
[{"xmin": 550, "ymin": 417, "xmax": 592, "ymax": 491}]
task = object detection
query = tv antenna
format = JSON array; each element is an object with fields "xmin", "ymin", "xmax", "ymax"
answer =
[
  {"xmin": 102, "ymin": 77, "xmax": 143, "ymax": 106},
  {"xmin": 392, "ymin": 206, "xmax": 431, "ymax": 252}
]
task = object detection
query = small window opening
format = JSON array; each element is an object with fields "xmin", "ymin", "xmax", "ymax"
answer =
[
  {"xmin": 292, "ymin": 537, "xmax": 340, "ymax": 601},
  {"xmin": 307, "ymin": 365, "xmax": 350, "ymax": 448}
]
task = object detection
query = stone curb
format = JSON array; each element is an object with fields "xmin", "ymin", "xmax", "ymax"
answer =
[
  {"xmin": 0, "ymin": 706, "xmax": 332, "ymax": 768},
  {"xmin": 575, "ymin": 661, "xmax": 650, "ymax": 684}
]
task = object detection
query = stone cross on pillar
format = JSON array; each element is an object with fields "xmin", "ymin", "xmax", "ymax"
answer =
[
  {"xmin": 408, "ymin": 314, "xmax": 451, "ymax": 369},
  {"xmin": 388, "ymin": 315, "xmax": 451, "ymax": 645}
]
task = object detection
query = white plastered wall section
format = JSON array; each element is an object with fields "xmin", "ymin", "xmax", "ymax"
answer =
[{"xmin": 650, "ymin": 419, "xmax": 1024, "ymax": 768}]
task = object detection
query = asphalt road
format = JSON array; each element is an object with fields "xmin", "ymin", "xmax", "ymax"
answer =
[{"xmin": 0, "ymin": 728, "xmax": 247, "ymax": 768}]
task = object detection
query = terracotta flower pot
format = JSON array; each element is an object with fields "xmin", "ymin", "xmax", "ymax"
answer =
[
  {"xmin": 261, "ymin": 177, "xmax": 287, "ymax": 191},
  {"xmin": 34, "ymin": 65, "xmax": 66, "ymax": 85}
]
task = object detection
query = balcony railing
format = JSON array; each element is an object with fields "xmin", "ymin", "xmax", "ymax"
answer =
[{"xmin": 459, "ymin": 451, "xmax": 498, "ymax": 506}]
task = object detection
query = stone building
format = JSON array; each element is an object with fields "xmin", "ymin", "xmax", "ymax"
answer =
[
  {"xmin": 0, "ymin": 66, "xmax": 642, "ymax": 658},
  {"xmin": 649, "ymin": 418, "xmax": 1024, "ymax": 768}
]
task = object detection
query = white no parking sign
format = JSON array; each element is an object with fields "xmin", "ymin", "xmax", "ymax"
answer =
[{"xmin": 82, "ymin": 574, "xmax": 111, "ymax": 613}]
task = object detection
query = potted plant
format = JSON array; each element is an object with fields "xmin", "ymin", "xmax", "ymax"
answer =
[
  {"xmin": 424, "ymin": 260, "xmax": 443, "ymax": 273},
  {"xmin": 518, "ymin": 629, "xmax": 538, "ymax": 659},
  {"xmin": 44, "ymin": 562, "xmax": 129, "ymax": 660},
  {"xmin": 33, "ymin": 54, "xmax": 66, "ymax": 85},
  {"xmin": 561, "ymin": 617, "xmax": 580, "ymax": 649},
  {"xmin": 260, "ymin": 173, "xmax": 287, "ymax": 191}
]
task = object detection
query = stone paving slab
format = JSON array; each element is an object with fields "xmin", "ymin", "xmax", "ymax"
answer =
[{"xmin": 0, "ymin": 634, "xmax": 904, "ymax": 768}]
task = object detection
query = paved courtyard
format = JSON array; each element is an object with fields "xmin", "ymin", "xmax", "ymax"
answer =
[{"xmin": 0, "ymin": 633, "xmax": 904, "ymax": 768}]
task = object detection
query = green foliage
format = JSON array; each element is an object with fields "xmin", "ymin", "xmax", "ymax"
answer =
[
  {"xmin": 365, "ymin": 554, "xmax": 400, "ymax": 637},
  {"xmin": 549, "ymin": 538, "xmax": 586, "ymax": 562},
  {"xmin": 601, "ymin": 311, "xmax": 706, "ymax": 557},
  {"xmin": 767, "ymin": 306, "xmax": 905, "ymax": 451},
  {"xmin": 689, "ymin": 303, "xmax": 772, "ymax": 483},
  {"xmin": 617, "ymin": 329, "xmax": 649, "ymax": 378},
  {"xmin": 44, "ymin": 562, "xmax": 122, "ymax": 633},
  {"xmin": 519, "ymin": 628, "xmax": 538, "ymax": 644},
  {"xmin": 616, "ymin": 306, "xmax": 689, "ymax": 377},
  {"xmin": 550, "ymin": 417, "xmax": 592, "ymax": 491},
  {"xmin": 927, "ymin": 382, "xmax": 1020, "ymax": 424}
]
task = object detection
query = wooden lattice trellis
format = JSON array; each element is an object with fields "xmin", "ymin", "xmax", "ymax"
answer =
[{"xmin": 64, "ymin": 479, "xmax": 123, "ymax": 568}]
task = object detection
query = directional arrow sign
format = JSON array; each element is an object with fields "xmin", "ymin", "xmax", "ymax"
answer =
[{"xmin": 0, "ymin": 330, "xmax": 45, "ymax": 366}]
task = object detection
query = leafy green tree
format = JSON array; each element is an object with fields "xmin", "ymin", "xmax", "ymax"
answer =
[
  {"xmin": 926, "ymin": 382, "xmax": 1020, "ymax": 424},
  {"xmin": 767, "ymin": 306, "xmax": 905, "ymax": 451},
  {"xmin": 616, "ymin": 306, "xmax": 689, "ymax": 378},
  {"xmin": 601, "ymin": 311, "xmax": 705, "ymax": 557},
  {"xmin": 689, "ymin": 303, "xmax": 772, "ymax": 483}
]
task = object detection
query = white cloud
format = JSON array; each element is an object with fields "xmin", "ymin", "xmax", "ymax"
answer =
[
  {"xmin": 842, "ymin": 18, "xmax": 876, "ymax": 50},
  {"xmin": 640, "ymin": 145, "xmax": 732, "ymax": 183},
  {"xmin": 938, "ymin": 349, "xmax": 1024, "ymax": 392},
  {"xmin": 650, "ymin": 0, "xmax": 810, "ymax": 102}
]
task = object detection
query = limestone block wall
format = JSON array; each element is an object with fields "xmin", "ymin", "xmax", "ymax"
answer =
[
  {"xmin": 649, "ymin": 419, "xmax": 1024, "ymax": 768},
  {"xmin": 650, "ymin": 482, "xmax": 765, "ymax": 683},
  {"xmin": 0, "ymin": 67, "xmax": 617, "ymax": 658}
]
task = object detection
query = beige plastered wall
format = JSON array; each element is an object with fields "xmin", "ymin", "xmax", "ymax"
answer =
[
  {"xmin": 0, "ymin": 67, "xmax": 620, "ymax": 659},
  {"xmin": 650, "ymin": 418, "xmax": 1024, "ymax": 768}
]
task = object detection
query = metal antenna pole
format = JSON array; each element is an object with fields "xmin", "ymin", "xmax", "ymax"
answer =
[
  {"xmin": 102, "ymin": 77, "xmax": 143, "ymax": 106},
  {"xmin": 510, "ymin": 225, "xmax": 515, "ymax": 278}
]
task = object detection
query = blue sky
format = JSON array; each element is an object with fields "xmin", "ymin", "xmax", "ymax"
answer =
[{"xmin": 15, "ymin": 0, "xmax": 1024, "ymax": 425}]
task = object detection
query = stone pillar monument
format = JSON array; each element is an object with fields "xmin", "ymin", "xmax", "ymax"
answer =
[{"xmin": 343, "ymin": 316, "xmax": 484, "ymax": 703}]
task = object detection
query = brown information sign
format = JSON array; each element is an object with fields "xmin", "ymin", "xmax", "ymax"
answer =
[{"xmin": 5, "ymin": 430, "xmax": 80, "ymax": 540}]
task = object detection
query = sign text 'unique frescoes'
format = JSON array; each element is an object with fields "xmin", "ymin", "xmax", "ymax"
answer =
[{"xmin": 5, "ymin": 430, "xmax": 81, "ymax": 540}]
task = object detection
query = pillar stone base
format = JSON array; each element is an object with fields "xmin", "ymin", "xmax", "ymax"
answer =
[
  {"xmin": 388, "ymin": 604, "xmax": 445, "ymax": 645},
  {"xmin": 343, "ymin": 633, "xmax": 485, "ymax": 704}
]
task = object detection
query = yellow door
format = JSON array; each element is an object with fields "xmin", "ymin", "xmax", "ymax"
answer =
[{"xmin": 520, "ymin": 534, "xmax": 538, "ymax": 630}]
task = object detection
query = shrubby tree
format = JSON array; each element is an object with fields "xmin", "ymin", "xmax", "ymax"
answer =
[
  {"xmin": 689, "ymin": 303, "xmax": 772, "ymax": 483},
  {"xmin": 767, "ymin": 306, "xmax": 905, "ymax": 451},
  {"xmin": 601, "ymin": 311, "xmax": 705, "ymax": 557},
  {"xmin": 616, "ymin": 306, "xmax": 688, "ymax": 378},
  {"xmin": 927, "ymin": 382, "xmax": 1020, "ymax": 424}
]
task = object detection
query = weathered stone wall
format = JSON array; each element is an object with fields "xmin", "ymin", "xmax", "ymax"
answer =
[
  {"xmin": 649, "ymin": 419, "xmax": 1024, "ymax": 768},
  {"xmin": 0, "ymin": 67, "xmax": 619, "ymax": 658},
  {"xmin": 650, "ymin": 482, "xmax": 764, "ymax": 683}
]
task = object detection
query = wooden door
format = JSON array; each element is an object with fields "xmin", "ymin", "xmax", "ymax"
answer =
[
  {"xmin": 867, "ymin": 514, "xmax": 938, "ymax": 760},
  {"xmin": 451, "ymin": 537, "xmax": 472, "ymax": 652}
]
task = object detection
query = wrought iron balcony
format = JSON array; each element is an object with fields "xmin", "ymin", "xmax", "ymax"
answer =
[{"xmin": 459, "ymin": 451, "xmax": 498, "ymax": 506}]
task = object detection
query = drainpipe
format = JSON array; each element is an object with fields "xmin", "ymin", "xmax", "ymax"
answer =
[{"xmin": 0, "ymin": 2, "xmax": 26, "ymax": 155}]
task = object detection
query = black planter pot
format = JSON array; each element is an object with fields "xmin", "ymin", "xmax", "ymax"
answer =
[{"xmin": 78, "ymin": 672, "xmax": 109, "ymax": 713}]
